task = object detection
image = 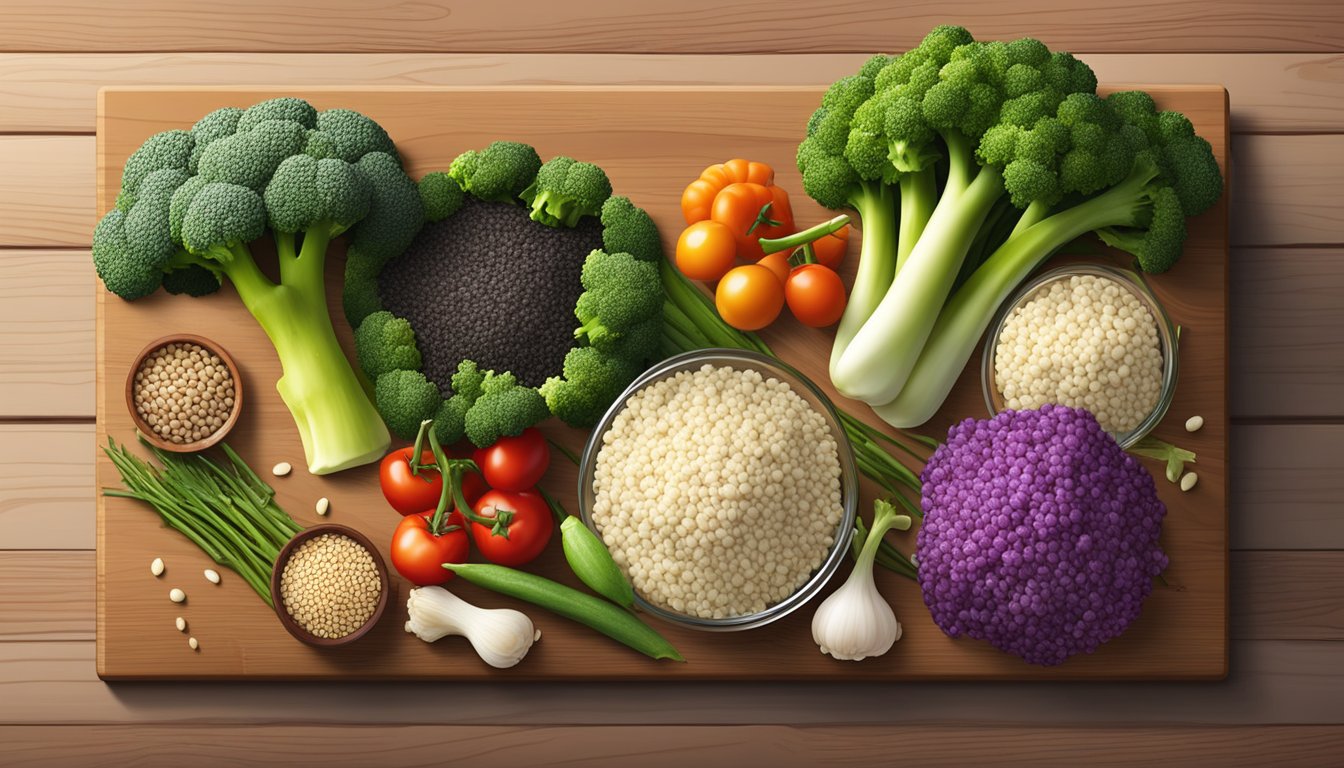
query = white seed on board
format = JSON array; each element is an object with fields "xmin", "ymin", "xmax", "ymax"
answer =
[
  {"xmin": 272, "ymin": 462, "xmax": 292, "ymax": 477},
  {"xmin": 316, "ymin": 497, "xmax": 330, "ymax": 516},
  {"xmin": 150, "ymin": 557, "xmax": 165, "ymax": 577},
  {"xmin": 169, "ymin": 588, "xmax": 186, "ymax": 603},
  {"xmin": 1185, "ymin": 415, "xmax": 1205, "ymax": 432},
  {"xmin": 175, "ymin": 617, "xmax": 187, "ymax": 632},
  {"xmin": 1180, "ymin": 472, "xmax": 1199, "ymax": 492},
  {"xmin": 204, "ymin": 569, "xmax": 221, "ymax": 584},
  {"xmin": 188, "ymin": 637, "xmax": 199, "ymax": 651},
  {"xmin": 534, "ymin": 629, "xmax": 542, "ymax": 642}
]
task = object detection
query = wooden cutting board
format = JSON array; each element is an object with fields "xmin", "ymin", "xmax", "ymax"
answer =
[{"xmin": 95, "ymin": 86, "xmax": 1228, "ymax": 680}]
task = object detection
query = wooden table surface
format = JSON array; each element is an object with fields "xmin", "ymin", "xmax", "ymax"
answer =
[{"xmin": 1, "ymin": 1, "xmax": 1341, "ymax": 765}]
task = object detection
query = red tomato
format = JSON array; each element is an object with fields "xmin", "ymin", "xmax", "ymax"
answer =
[
  {"xmin": 785, "ymin": 264, "xmax": 847, "ymax": 328},
  {"xmin": 715, "ymin": 264, "xmax": 785, "ymax": 331},
  {"xmin": 390, "ymin": 511, "xmax": 469, "ymax": 586},
  {"xmin": 379, "ymin": 448, "xmax": 442, "ymax": 516},
  {"xmin": 470, "ymin": 489, "xmax": 554, "ymax": 567},
  {"xmin": 473, "ymin": 428, "xmax": 551, "ymax": 493}
]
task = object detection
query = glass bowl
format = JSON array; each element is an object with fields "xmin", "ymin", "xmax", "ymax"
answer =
[
  {"xmin": 981, "ymin": 264, "xmax": 1179, "ymax": 449},
  {"xmin": 577, "ymin": 349, "xmax": 858, "ymax": 632}
]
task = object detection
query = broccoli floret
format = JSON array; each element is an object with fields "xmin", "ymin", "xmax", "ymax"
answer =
[
  {"xmin": 540, "ymin": 346, "xmax": 636, "ymax": 428},
  {"xmin": 263, "ymin": 155, "xmax": 373, "ymax": 262},
  {"xmin": 375, "ymin": 369, "xmax": 442, "ymax": 440},
  {"xmin": 431, "ymin": 360, "xmax": 486, "ymax": 445},
  {"xmin": 342, "ymin": 256, "xmax": 385, "ymax": 328},
  {"xmin": 237, "ymin": 97, "xmax": 317, "ymax": 132},
  {"xmin": 573, "ymin": 249, "xmax": 663, "ymax": 350},
  {"xmin": 446, "ymin": 141, "xmax": 540, "ymax": 204},
  {"xmin": 188, "ymin": 107, "xmax": 243, "ymax": 173},
  {"xmin": 419, "ymin": 171, "xmax": 465, "ymax": 222},
  {"xmin": 116, "ymin": 130, "xmax": 194, "ymax": 211},
  {"xmin": 521, "ymin": 156, "xmax": 613, "ymax": 227},
  {"xmin": 197, "ymin": 119, "xmax": 309, "ymax": 191},
  {"xmin": 307, "ymin": 108, "xmax": 399, "ymax": 164},
  {"xmin": 354, "ymin": 311, "xmax": 422, "ymax": 380},
  {"xmin": 346, "ymin": 151, "xmax": 425, "ymax": 273},
  {"xmin": 599, "ymin": 195, "xmax": 662, "ymax": 262},
  {"xmin": 462, "ymin": 370, "xmax": 549, "ymax": 448},
  {"xmin": 179, "ymin": 182, "xmax": 267, "ymax": 263},
  {"xmin": 94, "ymin": 167, "xmax": 193, "ymax": 299}
]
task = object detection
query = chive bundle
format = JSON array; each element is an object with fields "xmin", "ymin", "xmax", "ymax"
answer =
[{"xmin": 103, "ymin": 438, "xmax": 303, "ymax": 605}]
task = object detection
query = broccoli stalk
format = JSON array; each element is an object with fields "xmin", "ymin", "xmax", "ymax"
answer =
[{"xmin": 92, "ymin": 98, "xmax": 427, "ymax": 474}]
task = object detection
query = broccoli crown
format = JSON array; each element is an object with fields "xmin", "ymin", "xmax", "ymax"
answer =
[
  {"xmin": 237, "ymin": 97, "xmax": 317, "ymax": 133},
  {"xmin": 94, "ymin": 167, "xmax": 192, "ymax": 300},
  {"xmin": 539, "ymin": 345, "xmax": 636, "ymax": 428},
  {"xmin": 917, "ymin": 405, "xmax": 1167, "ymax": 666},
  {"xmin": 188, "ymin": 107, "xmax": 243, "ymax": 173},
  {"xmin": 345, "ymin": 151, "xmax": 426, "ymax": 270},
  {"xmin": 308, "ymin": 108, "xmax": 399, "ymax": 164},
  {"xmin": 521, "ymin": 155, "xmax": 613, "ymax": 228},
  {"xmin": 462, "ymin": 370, "xmax": 550, "ymax": 448},
  {"xmin": 354, "ymin": 310, "xmax": 422, "ymax": 380},
  {"xmin": 117, "ymin": 130, "xmax": 194, "ymax": 211},
  {"xmin": 375, "ymin": 369, "xmax": 442, "ymax": 440},
  {"xmin": 196, "ymin": 119, "xmax": 309, "ymax": 191},
  {"xmin": 1105, "ymin": 91, "xmax": 1224, "ymax": 217},
  {"xmin": 572, "ymin": 249, "xmax": 663, "ymax": 349},
  {"xmin": 599, "ymin": 195, "xmax": 663, "ymax": 263},
  {"xmin": 418, "ymin": 171, "xmax": 466, "ymax": 222},
  {"xmin": 180, "ymin": 182, "xmax": 267, "ymax": 257},
  {"xmin": 447, "ymin": 141, "xmax": 541, "ymax": 203},
  {"xmin": 263, "ymin": 154, "xmax": 373, "ymax": 236},
  {"xmin": 1096, "ymin": 183, "xmax": 1188, "ymax": 274},
  {"xmin": 449, "ymin": 359, "xmax": 486, "ymax": 401}
]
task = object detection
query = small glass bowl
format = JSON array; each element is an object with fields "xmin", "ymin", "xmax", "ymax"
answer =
[
  {"xmin": 577, "ymin": 349, "xmax": 858, "ymax": 632},
  {"xmin": 981, "ymin": 264, "xmax": 1179, "ymax": 449}
]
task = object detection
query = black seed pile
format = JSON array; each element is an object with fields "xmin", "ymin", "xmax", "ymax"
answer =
[{"xmin": 379, "ymin": 198, "xmax": 602, "ymax": 390}]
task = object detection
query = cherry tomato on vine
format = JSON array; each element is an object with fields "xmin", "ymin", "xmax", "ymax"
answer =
[
  {"xmin": 470, "ymin": 490, "xmax": 554, "ymax": 567},
  {"xmin": 785, "ymin": 264, "xmax": 847, "ymax": 328},
  {"xmin": 715, "ymin": 264, "xmax": 784, "ymax": 331},
  {"xmin": 809, "ymin": 224, "xmax": 850, "ymax": 270},
  {"xmin": 473, "ymin": 428, "xmax": 550, "ymax": 493},
  {"xmin": 390, "ymin": 511, "xmax": 468, "ymax": 586},
  {"xmin": 676, "ymin": 220, "xmax": 738, "ymax": 281},
  {"xmin": 379, "ymin": 448, "xmax": 442, "ymax": 516},
  {"xmin": 757, "ymin": 250, "xmax": 791, "ymax": 284},
  {"xmin": 711, "ymin": 183, "xmax": 793, "ymax": 261}
]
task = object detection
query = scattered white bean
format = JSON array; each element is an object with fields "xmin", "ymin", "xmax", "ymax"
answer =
[
  {"xmin": 534, "ymin": 629, "xmax": 542, "ymax": 642},
  {"xmin": 150, "ymin": 557, "xmax": 165, "ymax": 577},
  {"xmin": 272, "ymin": 462, "xmax": 292, "ymax": 477},
  {"xmin": 169, "ymin": 588, "xmax": 186, "ymax": 603},
  {"xmin": 175, "ymin": 617, "xmax": 187, "ymax": 632},
  {"xmin": 188, "ymin": 637, "xmax": 199, "ymax": 651},
  {"xmin": 1180, "ymin": 472, "xmax": 1199, "ymax": 492},
  {"xmin": 204, "ymin": 568, "xmax": 221, "ymax": 584},
  {"xmin": 316, "ymin": 497, "xmax": 330, "ymax": 516},
  {"xmin": 1185, "ymin": 415, "xmax": 1205, "ymax": 433}
]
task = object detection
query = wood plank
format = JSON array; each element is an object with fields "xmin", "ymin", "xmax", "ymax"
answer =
[
  {"xmin": 91, "ymin": 86, "xmax": 1228, "ymax": 681},
  {"xmin": 0, "ymin": 639, "xmax": 1340, "ymax": 724},
  {"xmin": 2, "ymin": 724, "xmax": 1343, "ymax": 767},
  {"xmin": 0, "ymin": 250, "xmax": 93, "ymax": 418},
  {"xmin": 0, "ymin": 552, "xmax": 93, "ymax": 642},
  {"xmin": 1233, "ymin": 135, "xmax": 1344, "ymax": 246},
  {"xmin": 0, "ymin": 425, "xmax": 94, "ymax": 551},
  {"xmin": 0, "ymin": 52, "xmax": 1339, "ymax": 133},
  {"xmin": 0, "ymin": 137, "xmax": 94, "ymax": 248},
  {"xmin": 4, "ymin": 550, "xmax": 1333, "ymax": 643},
  {"xmin": 1231, "ymin": 248, "xmax": 1344, "ymax": 418},
  {"xmin": 2, "ymin": 1, "xmax": 1341, "ymax": 54},
  {"xmin": 1232, "ymin": 425, "xmax": 1344, "ymax": 551}
]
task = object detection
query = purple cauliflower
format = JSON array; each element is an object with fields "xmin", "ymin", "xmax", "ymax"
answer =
[{"xmin": 917, "ymin": 405, "xmax": 1168, "ymax": 666}]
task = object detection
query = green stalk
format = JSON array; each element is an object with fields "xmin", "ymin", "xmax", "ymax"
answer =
[
  {"xmin": 758, "ymin": 214, "xmax": 851, "ymax": 255},
  {"xmin": 829, "ymin": 182, "xmax": 899, "ymax": 378},
  {"xmin": 896, "ymin": 167, "xmax": 938, "ymax": 272}
]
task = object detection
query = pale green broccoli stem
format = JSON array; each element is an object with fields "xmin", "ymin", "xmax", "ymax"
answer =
[
  {"xmin": 873, "ymin": 164, "xmax": 1161, "ymax": 428},
  {"xmin": 896, "ymin": 166, "xmax": 938, "ymax": 273},
  {"xmin": 1010, "ymin": 199, "xmax": 1053, "ymax": 239},
  {"xmin": 829, "ymin": 181, "xmax": 898, "ymax": 379}
]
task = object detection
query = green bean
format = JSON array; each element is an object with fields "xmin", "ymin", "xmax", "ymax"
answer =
[{"xmin": 442, "ymin": 562, "xmax": 683, "ymax": 662}]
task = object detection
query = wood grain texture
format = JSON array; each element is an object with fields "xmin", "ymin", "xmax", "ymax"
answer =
[
  {"xmin": 1232, "ymin": 135, "xmax": 1344, "ymax": 246},
  {"xmin": 0, "ymin": 250, "xmax": 94, "ymax": 418},
  {"xmin": 3, "ymin": 1, "xmax": 1342, "ymax": 54},
  {"xmin": 3, "ymin": 724, "xmax": 1344, "ymax": 767},
  {"xmin": 0, "ymin": 52, "xmax": 1339, "ymax": 133},
  {"xmin": 0, "ymin": 552, "xmax": 93, "ymax": 641},
  {"xmin": 91, "ymin": 86, "xmax": 1227, "ymax": 681},
  {"xmin": 0, "ymin": 424, "xmax": 94, "ymax": 550},
  {"xmin": 0, "ymin": 137, "xmax": 94, "ymax": 248},
  {"xmin": 1, "ymin": 639, "xmax": 1341, "ymax": 725}
]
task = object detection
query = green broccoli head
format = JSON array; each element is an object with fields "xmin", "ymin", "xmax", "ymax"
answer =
[
  {"xmin": 306, "ymin": 108, "xmax": 399, "ymax": 164},
  {"xmin": 599, "ymin": 195, "xmax": 663, "ymax": 263},
  {"xmin": 462, "ymin": 371, "xmax": 549, "ymax": 448},
  {"xmin": 540, "ymin": 345, "xmax": 638, "ymax": 429},
  {"xmin": 345, "ymin": 151, "xmax": 426, "ymax": 271},
  {"xmin": 354, "ymin": 310, "xmax": 422, "ymax": 380},
  {"xmin": 429, "ymin": 360, "xmax": 486, "ymax": 445},
  {"xmin": 196, "ymin": 119, "xmax": 309, "ymax": 191},
  {"xmin": 117, "ymin": 130, "xmax": 194, "ymax": 211},
  {"xmin": 180, "ymin": 182, "xmax": 267, "ymax": 260},
  {"xmin": 573, "ymin": 249, "xmax": 663, "ymax": 349},
  {"xmin": 447, "ymin": 141, "xmax": 541, "ymax": 204},
  {"xmin": 188, "ymin": 107, "xmax": 243, "ymax": 173},
  {"xmin": 342, "ymin": 256, "xmax": 384, "ymax": 328},
  {"xmin": 375, "ymin": 369, "xmax": 442, "ymax": 440},
  {"xmin": 94, "ymin": 167, "xmax": 192, "ymax": 300},
  {"xmin": 1106, "ymin": 91, "xmax": 1223, "ymax": 217},
  {"xmin": 237, "ymin": 97, "xmax": 317, "ymax": 133},
  {"xmin": 419, "ymin": 171, "xmax": 466, "ymax": 222},
  {"xmin": 1096, "ymin": 184, "xmax": 1188, "ymax": 274},
  {"xmin": 263, "ymin": 154, "xmax": 373, "ymax": 237},
  {"xmin": 522, "ymin": 156, "xmax": 613, "ymax": 228}
]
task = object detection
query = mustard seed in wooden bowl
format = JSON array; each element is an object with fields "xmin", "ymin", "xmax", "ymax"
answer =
[
  {"xmin": 125, "ymin": 334, "xmax": 243, "ymax": 453},
  {"xmin": 270, "ymin": 525, "xmax": 388, "ymax": 647}
]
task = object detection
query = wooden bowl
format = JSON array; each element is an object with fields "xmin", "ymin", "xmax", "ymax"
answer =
[
  {"xmin": 269, "ymin": 524, "xmax": 390, "ymax": 648},
  {"xmin": 124, "ymin": 333, "xmax": 243, "ymax": 453}
]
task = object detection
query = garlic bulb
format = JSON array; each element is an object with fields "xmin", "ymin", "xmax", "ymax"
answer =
[
  {"xmin": 812, "ymin": 500, "xmax": 906, "ymax": 661},
  {"xmin": 405, "ymin": 586, "xmax": 537, "ymax": 669}
]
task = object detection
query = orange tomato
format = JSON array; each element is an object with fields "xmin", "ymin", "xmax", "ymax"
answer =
[
  {"xmin": 715, "ymin": 264, "xmax": 785, "ymax": 331},
  {"xmin": 757, "ymin": 250, "xmax": 791, "ymax": 284},
  {"xmin": 809, "ymin": 224, "xmax": 850, "ymax": 269},
  {"xmin": 675, "ymin": 221, "xmax": 738, "ymax": 281},
  {"xmin": 681, "ymin": 159, "xmax": 777, "ymax": 224},
  {"xmin": 785, "ymin": 264, "xmax": 847, "ymax": 328},
  {"xmin": 711, "ymin": 183, "xmax": 793, "ymax": 261}
]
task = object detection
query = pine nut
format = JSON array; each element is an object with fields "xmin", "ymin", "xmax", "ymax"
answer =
[
  {"xmin": 204, "ymin": 569, "xmax": 221, "ymax": 584},
  {"xmin": 169, "ymin": 588, "xmax": 186, "ymax": 603},
  {"xmin": 272, "ymin": 462, "xmax": 292, "ymax": 477},
  {"xmin": 188, "ymin": 637, "xmax": 199, "ymax": 650},
  {"xmin": 150, "ymin": 557, "xmax": 165, "ymax": 577},
  {"xmin": 176, "ymin": 617, "xmax": 187, "ymax": 632},
  {"xmin": 1180, "ymin": 472, "xmax": 1199, "ymax": 492},
  {"xmin": 1185, "ymin": 415, "xmax": 1205, "ymax": 432}
]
